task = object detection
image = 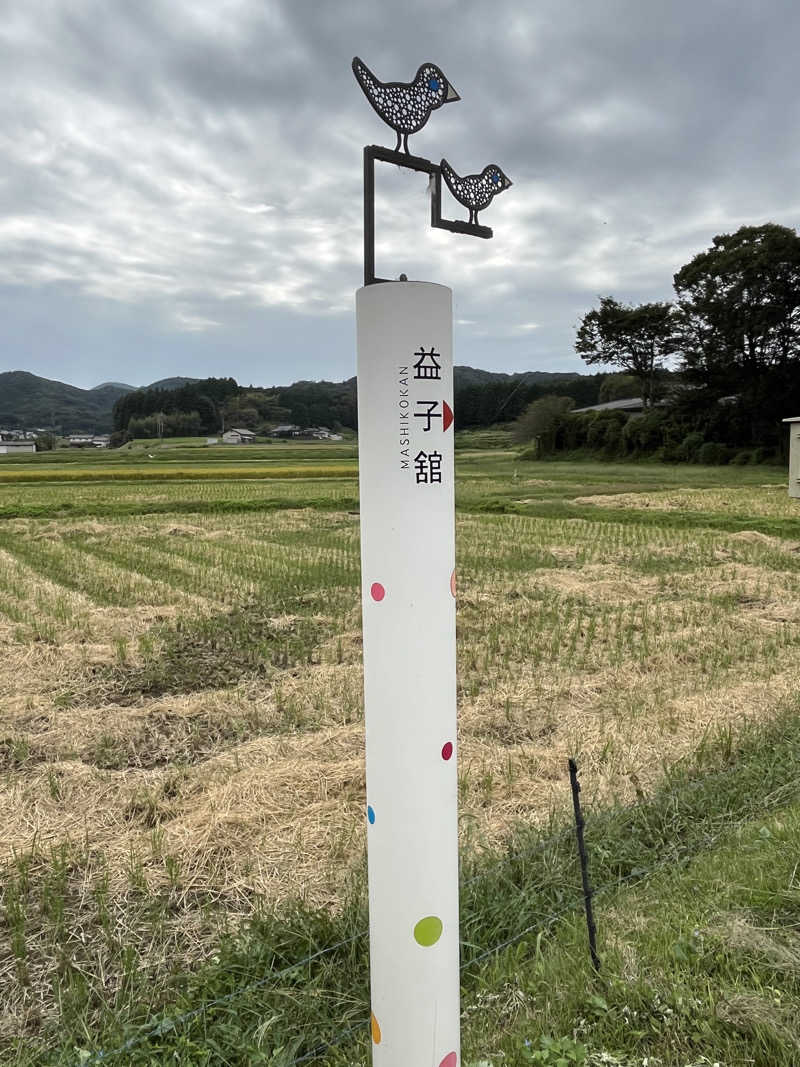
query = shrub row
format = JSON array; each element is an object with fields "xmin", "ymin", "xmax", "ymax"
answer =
[{"xmin": 525, "ymin": 407, "xmax": 779, "ymax": 465}]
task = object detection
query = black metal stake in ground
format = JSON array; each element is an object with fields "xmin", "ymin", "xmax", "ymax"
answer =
[{"xmin": 568, "ymin": 758, "xmax": 601, "ymax": 973}]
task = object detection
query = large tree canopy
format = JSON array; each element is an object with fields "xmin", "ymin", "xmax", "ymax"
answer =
[
  {"xmin": 673, "ymin": 223, "xmax": 800, "ymax": 392},
  {"xmin": 575, "ymin": 297, "xmax": 677, "ymax": 407}
]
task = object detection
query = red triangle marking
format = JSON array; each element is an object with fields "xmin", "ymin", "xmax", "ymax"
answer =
[{"xmin": 442, "ymin": 401, "xmax": 453, "ymax": 432}]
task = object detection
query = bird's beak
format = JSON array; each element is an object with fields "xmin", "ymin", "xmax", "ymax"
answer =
[
  {"xmin": 446, "ymin": 83, "xmax": 460, "ymax": 103},
  {"xmin": 504, "ymin": 176, "xmax": 513, "ymax": 189}
]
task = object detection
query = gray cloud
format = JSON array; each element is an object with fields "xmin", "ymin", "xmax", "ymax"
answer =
[{"xmin": 2, "ymin": 0, "xmax": 799, "ymax": 388}]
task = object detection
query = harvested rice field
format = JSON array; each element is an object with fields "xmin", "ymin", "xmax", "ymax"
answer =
[{"xmin": 1, "ymin": 448, "xmax": 799, "ymax": 1056}]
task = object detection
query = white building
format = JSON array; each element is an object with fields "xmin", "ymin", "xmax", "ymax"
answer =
[
  {"xmin": 222, "ymin": 428, "xmax": 257, "ymax": 444},
  {"xmin": 0, "ymin": 441, "xmax": 36, "ymax": 455}
]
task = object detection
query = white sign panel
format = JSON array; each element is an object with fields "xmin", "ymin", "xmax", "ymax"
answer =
[{"xmin": 356, "ymin": 281, "xmax": 460, "ymax": 1067}]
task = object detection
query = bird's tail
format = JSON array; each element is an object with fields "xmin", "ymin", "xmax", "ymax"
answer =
[
  {"xmin": 352, "ymin": 56, "xmax": 379, "ymax": 98},
  {"xmin": 439, "ymin": 158, "xmax": 458, "ymax": 194}
]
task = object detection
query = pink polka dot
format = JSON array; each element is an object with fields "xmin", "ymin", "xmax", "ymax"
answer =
[
  {"xmin": 441, "ymin": 741, "xmax": 453, "ymax": 761},
  {"xmin": 370, "ymin": 582, "xmax": 385, "ymax": 602},
  {"xmin": 439, "ymin": 1054, "xmax": 458, "ymax": 1067}
]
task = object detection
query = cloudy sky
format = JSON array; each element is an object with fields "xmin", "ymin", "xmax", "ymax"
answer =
[{"xmin": 2, "ymin": 0, "xmax": 799, "ymax": 390}]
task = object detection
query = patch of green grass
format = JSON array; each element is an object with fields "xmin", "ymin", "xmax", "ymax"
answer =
[
  {"xmin": 455, "ymin": 426, "xmax": 515, "ymax": 450},
  {"xmin": 454, "ymin": 457, "xmax": 797, "ymax": 537},
  {"xmin": 0, "ymin": 441, "xmax": 358, "ymax": 468},
  {"xmin": 105, "ymin": 603, "xmax": 347, "ymax": 703},
  {"xmin": 470, "ymin": 802, "xmax": 800, "ymax": 1066},
  {"xmin": 0, "ymin": 479, "xmax": 360, "ymax": 520},
  {"xmin": 6, "ymin": 699, "xmax": 799, "ymax": 1066},
  {"xmin": 1, "ymin": 453, "xmax": 792, "ymax": 536}
]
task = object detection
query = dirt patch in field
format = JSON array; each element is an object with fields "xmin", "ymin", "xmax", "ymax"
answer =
[
  {"xmin": 574, "ymin": 485, "xmax": 797, "ymax": 521},
  {"xmin": 729, "ymin": 529, "xmax": 800, "ymax": 552},
  {"xmin": 535, "ymin": 564, "xmax": 660, "ymax": 603}
]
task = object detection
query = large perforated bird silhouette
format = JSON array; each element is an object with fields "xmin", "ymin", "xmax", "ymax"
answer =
[
  {"xmin": 440, "ymin": 159, "xmax": 513, "ymax": 225},
  {"xmin": 352, "ymin": 56, "xmax": 460, "ymax": 154}
]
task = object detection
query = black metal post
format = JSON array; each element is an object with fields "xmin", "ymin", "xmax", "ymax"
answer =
[
  {"xmin": 363, "ymin": 146, "xmax": 375, "ymax": 288},
  {"xmin": 568, "ymin": 758, "xmax": 601, "ymax": 973}
]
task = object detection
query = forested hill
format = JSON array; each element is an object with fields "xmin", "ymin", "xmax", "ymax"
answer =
[
  {"xmin": 2, "ymin": 366, "xmax": 608, "ymax": 437},
  {"xmin": 0, "ymin": 372, "xmax": 136, "ymax": 433},
  {"xmin": 453, "ymin": 367, "xmax": 603, "ymax": 427},
  {"xmin": 454, "ymin": 366, "xmax": 581, "ymax": 387},
  {"xmin": 111, "ymin": 368, "xmax": 608, "ymax": 438},
  {"xmin": 0, "ymin": 373, "xmax": 210, "ymax": 433}
]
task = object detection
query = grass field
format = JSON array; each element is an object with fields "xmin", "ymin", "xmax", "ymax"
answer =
[{"xmin": 1, "ymin": 445, "xmax": 799, "ymax": 1064}]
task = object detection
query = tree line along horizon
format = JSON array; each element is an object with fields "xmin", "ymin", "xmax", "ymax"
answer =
[{"xmin": 112, "ymin": 222, "xmax": 800, "ymax": 463}]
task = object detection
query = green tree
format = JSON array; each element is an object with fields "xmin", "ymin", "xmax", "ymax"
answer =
[
  {"xmin": 512, "ymin": 395, "xmax": 574, "ymax": 452},
  {"xmin": 575, "ymin": 297, "xmax": 678, "ymax": 407},
  {"xmin": 598, "ymin": 372, "xmax": 640, "ymax": 403},
  {"xmin": 673, "ymin": 223, "xmax": 800, "ymax": 392},
  {"xmin": 34, "ymin": 432, "xmax": 56, "ymax": 451},
  {"xmin": 221, "ymin": 397, "xmax": 260, "ymax": 430}
]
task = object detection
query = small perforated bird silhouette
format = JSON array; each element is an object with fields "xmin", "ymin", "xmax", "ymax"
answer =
[
  {"xmin": 352, "ymin": 56, "xmax": 460, "ymax": 154},
  {"xmin": 440, "ymin": 159, "xmax": 512, "ymax": 225}
]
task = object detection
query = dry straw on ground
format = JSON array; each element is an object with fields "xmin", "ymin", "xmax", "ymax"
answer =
[{"xmin": 2, "ymin": 493, "xmax": 800, "ymax": 1031}]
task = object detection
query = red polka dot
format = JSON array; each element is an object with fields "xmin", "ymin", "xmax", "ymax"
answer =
[
  {"xmin": 441, "ymin": 741, "xmax": 453, "ymax": 761},
  {"xmin": 450, "ymin": 569, "xmax": 456, "ymax": 598},
  {"xmin": 439, "ymin": 1054, "xmax": 457, "ymax": 1067},
  {"xmin": 370, "ymin": 582, "xmax": 385, "ymax": 602}
]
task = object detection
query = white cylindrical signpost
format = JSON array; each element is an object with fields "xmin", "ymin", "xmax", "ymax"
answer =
[{"xmin": 356, "ymin": 280, "xmax": 460, "ymax": 1067}]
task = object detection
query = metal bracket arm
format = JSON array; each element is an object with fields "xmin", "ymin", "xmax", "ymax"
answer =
[{"xmin": 363, "ymin": 145, "xmax": 492, "ymax": 286}]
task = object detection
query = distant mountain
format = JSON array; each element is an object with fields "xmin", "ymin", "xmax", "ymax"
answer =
[
  {"xmin": 0, "ymin": 371, "xmax": 129, "ymax": 433},
  {"xmin": 91, "ymin": 380, "xmax": 197, "ymax": 392},
  {"xmin": 147, "ymin": 377, "xmax": 200, "ymax": 391},
  {"xmin": 0, "ymin": 372, "xmax": 213, "ymax": 433},
  {"xmin": 88, "ymin": 383, "xmax": 137, "ymax": 410},
  {"xmin": 454, "ymin": 366, "xmax": 581, "ymax": 387},
  {"xmin": 1, "ymin": 367, "xmax": 595, "ymax": 436},
  {"xmin": 92, "ymin": 381, "xmax": 136, "ymax": 392}
]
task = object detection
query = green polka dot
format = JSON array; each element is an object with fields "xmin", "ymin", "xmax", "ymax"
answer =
[{"xmin": 413, "ymin": 915, "xmax": 443, "ymax": 947}]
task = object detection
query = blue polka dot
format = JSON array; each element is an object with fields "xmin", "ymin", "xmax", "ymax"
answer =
[{"xmin": 367, "ymin": 806, "xmax": 375, "ymax": 824}]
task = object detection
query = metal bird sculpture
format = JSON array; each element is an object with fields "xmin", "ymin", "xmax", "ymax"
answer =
[
  {"xmin": 439, "ymin": 159, "xmax": 512, "ymax": 225},
  {"xmin": 352, "ymin": 56, "xmax": 460, "ymax": 154}
]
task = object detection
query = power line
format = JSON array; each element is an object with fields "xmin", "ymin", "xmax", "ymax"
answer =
[{"xmin": 83, "ymin": 933, "xmax": 365, "ymax": 1064}]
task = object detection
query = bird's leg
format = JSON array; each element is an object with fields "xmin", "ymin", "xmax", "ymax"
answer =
[
  {"xmin": 394, "ymin": 130, "xmax": 401, "ymax": 152},
  {"xmin": 402, "ymin": 132, "xmax": 409, "ymax": 154}
]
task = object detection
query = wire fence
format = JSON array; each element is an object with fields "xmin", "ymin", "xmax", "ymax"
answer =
[
  {"xmin": 85, "ymin": 935, "xmax": 365, "ymax": 1064},
  {"xmin": 81, "ymin": 752, "xmax": 799, "ymax": 1066}
]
